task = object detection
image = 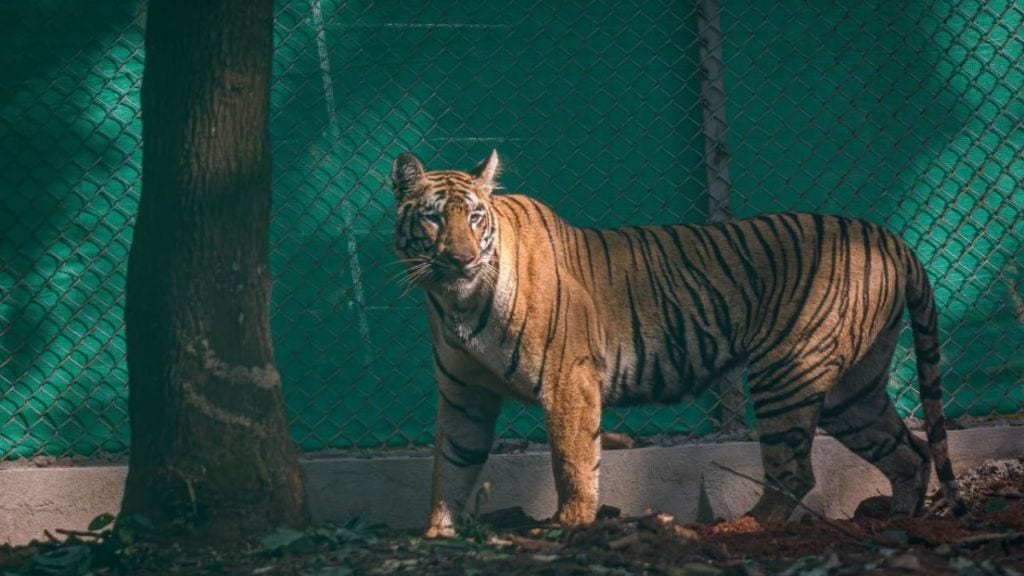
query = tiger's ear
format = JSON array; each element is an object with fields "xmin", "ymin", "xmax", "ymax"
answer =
[
  {"xmin": 392, "ymin": 153, "xmax": 426, "ymax": 200},
  {"xmin": 471, "ymin": 149, "xmax": 500, "ymax": 196}
]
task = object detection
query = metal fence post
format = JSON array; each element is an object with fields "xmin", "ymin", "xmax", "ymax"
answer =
[
  {"xmin": 698, "ymin": 0, "xmax": 746, "ymax": 431},
  {"xmin": 311, "ymin": 0, "xmax": 373, "ymax": 367}
]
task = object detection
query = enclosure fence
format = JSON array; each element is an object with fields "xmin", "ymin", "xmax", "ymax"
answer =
[{"xmin": 1, "ymin": 0, "xmax": 1022, "ymax": 460}]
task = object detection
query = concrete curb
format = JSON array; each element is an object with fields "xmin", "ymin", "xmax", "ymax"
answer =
[{"xmin": 2, "ymin": 427, "xmax": 1021, "ymax": 545}]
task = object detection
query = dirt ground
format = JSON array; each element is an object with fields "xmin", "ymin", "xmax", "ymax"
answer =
[{"xmin": 2, "ymin": 458, "xmax": 1022, "ymax": 575}]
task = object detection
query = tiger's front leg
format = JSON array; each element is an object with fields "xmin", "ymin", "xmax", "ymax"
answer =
[
  {"xmin": 425, "ymin": 377, "xmax": 503, "ymax": 539},
  {"xmin": 543, "ymin": 356, "xmax": 603, "ymax": 526}
]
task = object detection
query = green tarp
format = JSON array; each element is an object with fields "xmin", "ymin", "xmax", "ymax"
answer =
[{"xmin": 1, "ymin": 0, "xmax": 1020, "ymax": 459}]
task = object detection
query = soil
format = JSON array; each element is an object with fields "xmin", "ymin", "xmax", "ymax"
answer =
[{"xmin": 2, "ymin": 457, "xmax": 1022, "ymax": 575}]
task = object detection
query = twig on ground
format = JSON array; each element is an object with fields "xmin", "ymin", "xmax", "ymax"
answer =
[
  {"xmin": 54, "ymin": 528, "xmax": 104, "ymax": 540},
  {"xmin": 503, "ymin": 534, "xmax": 563, "ymax": 552},
  {"xmin": 953, "ymin": 532, "xmax": 1024, "ymax": 547}
]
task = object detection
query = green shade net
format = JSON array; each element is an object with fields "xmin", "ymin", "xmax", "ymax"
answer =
[{"xmin": 0, "ymin": 0, "xmax": 1020, "ymax": 459}]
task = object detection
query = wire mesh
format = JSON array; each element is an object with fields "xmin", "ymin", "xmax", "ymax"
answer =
[{"xmin": 1, "ymin": 0, "xmax": 1021, "ymax": 460}]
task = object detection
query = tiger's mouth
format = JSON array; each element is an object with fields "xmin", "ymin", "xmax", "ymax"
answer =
[
  {"xmin": 401, "ymin": 260, "xmax": 480, "ymax": 290},
  {"xmin": 401, "ymin": 252, "xmax": 493, "ymax": 293},
  {"xmin": 432, "ymin": 260, "xmax": 483, "ymax": 283}
]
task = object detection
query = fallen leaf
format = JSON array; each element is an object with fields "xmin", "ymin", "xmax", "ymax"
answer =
[
  {"xmin": 259, "ymin": 528, "xmax": 305, "ymax": 553},
  {"xmin": 601, "ymin": 432, "xmax": 635, "ymax": 450},
  {"xmin": 87, "ymin": 513, "xmax": 116, "ymax": 532}
]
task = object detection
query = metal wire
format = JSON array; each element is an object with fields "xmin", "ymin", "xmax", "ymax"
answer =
[{"xmin": 1, "ymin": 0, "xmax": 1021, "ymax": 460}]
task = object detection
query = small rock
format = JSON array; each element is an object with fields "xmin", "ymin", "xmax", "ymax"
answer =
[
  {"xmin": 673, "ymin": 525, "xmax": 700, "ymax": 541},
  {"xmin": 380, "ymin": 558, "xmax": 418, "ymax": 571},
  {"xmin": 854, "ymin": 495, "xmax": 892, "ymax": 519},
  {"xmin": 782, "ymin": 555, "xmax": 833, "ymax": 576},
  {"xmin": 886, "ymin": 552, "xmax": 921, "ymax": 571},
  {"xmin": 638, "ymin": 513, "xmax": 674, "ymax": 532},
  {"xmin": 948, "ymin": 556, "xmax": 976, "ymax": 571}
]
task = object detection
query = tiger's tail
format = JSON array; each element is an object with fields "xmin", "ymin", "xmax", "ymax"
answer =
[{"xmin": 905, "ymin": 252, "xmax": 969, "ymax": 518}]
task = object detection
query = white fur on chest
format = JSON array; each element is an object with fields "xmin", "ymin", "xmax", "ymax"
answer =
[{"xmin": 432, "ymin": 256, "xmax": 542, "ymax": 400}]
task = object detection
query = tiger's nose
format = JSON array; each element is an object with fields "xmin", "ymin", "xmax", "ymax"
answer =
[{"xmin": 446, "ymin": 252, "xmax": 475, "ymax": 268}]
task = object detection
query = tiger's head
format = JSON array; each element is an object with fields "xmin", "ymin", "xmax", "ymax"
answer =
[{"xmin": 391, "ymin": 151, "xmax": 501, "ymax": 296}]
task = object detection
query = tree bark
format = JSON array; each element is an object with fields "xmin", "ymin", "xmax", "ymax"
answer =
[{"xmin": 121, "ymin": 0, "xmax": 308, "ymax": 543}]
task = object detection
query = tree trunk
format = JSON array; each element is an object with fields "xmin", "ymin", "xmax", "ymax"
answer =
[{"xmin": 121, "ymin": 0, "xmax": 308, "ymax": 543}]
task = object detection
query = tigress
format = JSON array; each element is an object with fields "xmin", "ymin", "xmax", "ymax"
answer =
[{"xmin": 390, "ymin": 150, "xmax": 967, "ymax": 538}]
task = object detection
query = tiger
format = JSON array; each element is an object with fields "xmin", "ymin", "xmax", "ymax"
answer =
[{"xmin": 390, "ymin": 150, "xmax": 968, "ymax": 538}]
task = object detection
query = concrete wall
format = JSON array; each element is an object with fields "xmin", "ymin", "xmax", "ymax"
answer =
[{"xmin": 2, "ymin": 427, "xmax": 1021, "ymax": 545}]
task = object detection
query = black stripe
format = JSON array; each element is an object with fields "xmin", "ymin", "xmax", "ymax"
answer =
[
  {"xmin": 754, "ymin": 392, "xmax": 824, "ymax": 420},
  {"xmin": 591, "ymin": 229, "xmax": 615, "ymax": 284},
  {"xmin": 724, "ymin": 223, "xmax": 763, "ymax": 299},
  {"xmin": 609, "ymin": 346, "xmax": 624, "ymax": 400},
  {"xmin": 663, "ymin": 226, "xmax": 726, "ymax": 339},
  {"xmin": 434, "ymin": 347, "xmax": 469, "ymax": 387},
  {"xmin": 439, "ymin": 388, "xmax": 491, "ymax": 424},
  {"xmin": 821, "ymin": 374, "xmax": 887, "ymax": 420},
  {"xmin": 470, "ymin": 288, "xmax": 493, "ymax": 338},
  {"xmin": 651, "ymin": 356, "xmax": 666, "ymax": 400},
  {"xmin": 750, "ymin": 215, "xmax": 822, "ymax": 364},
  {"xmin": 626, "ymin": 281, "xmax": 647, "ymax": 393},
  {"xmin": 759, "ymin": 427, "xmax": 814, "ymax": 452},
  {"xmin": 505, "ymin": 314, "xmax": 527, "ymax": 380},
  {"xmin": 634, "ymin": 228, "xmax": 664, "ymax": 304},
  {"xmin": 444, "ymin": 437, "xmax": 489, "ymax": 467},
  {"xmin": 617, "ymin": 228, "xmax": 641, "ymax": 272}
]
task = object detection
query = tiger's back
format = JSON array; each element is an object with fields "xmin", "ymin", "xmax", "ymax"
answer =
[
  {"xmin": 391, "ymin": 151, "xmax": 966, "ymax": 538},
  {"xmin": 490, "ymin": 197, "xmax": 909, "ymax": 406}
]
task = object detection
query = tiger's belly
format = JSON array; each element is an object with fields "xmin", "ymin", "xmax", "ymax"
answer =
[
  {"xmin": 442, "ymin": 310, "xmax": 738, "ymax": 408},
  {"xmin": 596, "ymin": 338, "xmax": 741, "ymax": 406}
]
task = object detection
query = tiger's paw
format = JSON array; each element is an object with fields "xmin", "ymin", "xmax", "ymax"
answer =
[
  {"xmin": 554, "ymin": 502, "xmax": 598, "ymax": 527},
  {"xmin": 423, "ymin": 523, "xmax": 457, "ymax": 539}
]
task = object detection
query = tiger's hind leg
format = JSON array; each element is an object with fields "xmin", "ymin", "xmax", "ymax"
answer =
[
  {"xmin": 746, "ymin": 356, "xmax": 832, "ymax": 525},
  {"xmin": 820, "ymin": 324, "xmax": 931, "ymax": 517}
]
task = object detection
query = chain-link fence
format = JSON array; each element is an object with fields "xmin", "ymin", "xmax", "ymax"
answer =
[{"xmin": 2, "ymin": 0, "xmax": 1022, "ymax": 460}]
